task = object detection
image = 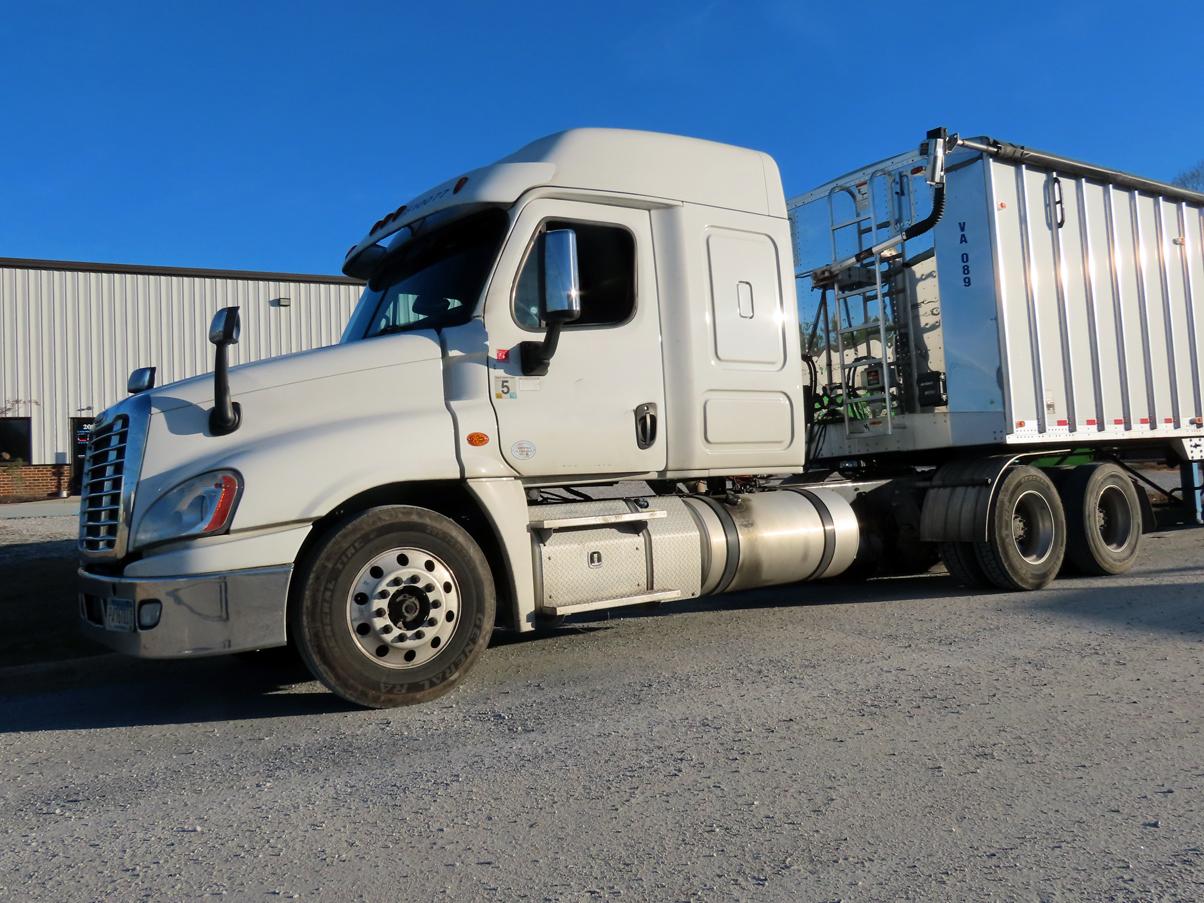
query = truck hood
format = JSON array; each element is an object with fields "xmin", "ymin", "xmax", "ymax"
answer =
[
  {"xmin": 144, "ymin": 330, "xmax": 444, "ymax": 414},
  {"xmin": 125, "ymin": 327, "xmax": 462, "ymax": 548}
]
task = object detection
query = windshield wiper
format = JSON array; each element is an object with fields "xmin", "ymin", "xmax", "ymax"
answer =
[{"xmin": 375, "ymin": 324, "xmax": 412, "ymax": 336}]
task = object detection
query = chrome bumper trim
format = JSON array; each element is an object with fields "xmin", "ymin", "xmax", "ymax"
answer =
[{"xmin": 78, "ymin": 564, "xmax": 292, "ymax": 658}]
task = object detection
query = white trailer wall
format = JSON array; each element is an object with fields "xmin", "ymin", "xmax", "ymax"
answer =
[{"xmin": 0, "ymin": 259, "xmax": 363, "ymax": 467}]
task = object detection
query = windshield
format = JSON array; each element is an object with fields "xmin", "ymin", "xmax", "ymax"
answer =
[{"xmin": 346, "ymin": 208, "xmax": 508, "ymax": 340}]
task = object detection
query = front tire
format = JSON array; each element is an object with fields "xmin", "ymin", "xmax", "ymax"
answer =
[
  {"xmin": 974, "ymin": 465, "xmax": 1066, "ymax": 591},
  {"xmin": 292, "ymin": 505, "xmax": 495, "ymax": 708}
]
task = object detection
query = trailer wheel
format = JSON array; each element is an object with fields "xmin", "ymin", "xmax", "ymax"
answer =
[
  {"xmin": 1061, "ymin": 463, "xmax": 1142, "ymax": 575},
  {"xmin": 974, "ymin": 466, "xmax": 1066, "ymax": 591},
  {"xmin": 292, "ymin": 505, "xmax": 495, "ymax": 708},
  {"xmin": 939, "ymin": 542, "xmax": 992, "ymax": 588}
]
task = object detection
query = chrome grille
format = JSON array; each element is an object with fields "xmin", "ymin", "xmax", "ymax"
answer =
[
  {"xmin": 78, "ymin": 415, "xmax": 130, "ymax": 554},
  {"xmin": 78, "ymin": 392, "xmax": 151, "ymax": 559}
]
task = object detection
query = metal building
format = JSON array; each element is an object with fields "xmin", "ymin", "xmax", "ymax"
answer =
[{"xmin": 0, "ymin": 257, "xmax": 363, "ymax": 496}]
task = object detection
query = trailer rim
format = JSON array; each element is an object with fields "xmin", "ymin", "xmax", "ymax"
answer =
[
  {"xmin": 1095, "ymin": 484, "xmax": 1133, "ymax": 551},
  {"xmin": 1011, "ymin": 489, "xmax": 1057, "ymax": 566}
]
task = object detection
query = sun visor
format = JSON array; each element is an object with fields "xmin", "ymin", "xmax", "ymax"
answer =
[{"xmin": 344, "ymin": 162, "xmax": 556, "ymax": 274}]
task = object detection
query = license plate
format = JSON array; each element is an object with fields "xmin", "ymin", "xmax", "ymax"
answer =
[{"xmin": 104, "ymin": 598, "xmax": 135, "ymax": 632}]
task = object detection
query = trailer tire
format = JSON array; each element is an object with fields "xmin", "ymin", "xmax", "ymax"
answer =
[
  {"xmin": 1061, "ymin": 463, "xmax": 1142, "ymax": 575},
  {"xmin": 291, "ymin": 505, "xmax": 495, "ymax": 709},
  {"xmin": 939, "ymin": 542, "xmax": 992, "ymax": 588},
  {"xmin": 974, "ymin": 466, "xmax": 1065, "ymax": 591}
]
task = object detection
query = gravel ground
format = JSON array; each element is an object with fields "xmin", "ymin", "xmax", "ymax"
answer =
[
  {"xmin": 0, "ymin": 504, "xmax": 97, "ymax": 666},
  {"xmin": 1, "ymin": 515, "xmax": 1202, "ymax": 901},
  {"xmin": 0, "ymin": 517, "xmax": 75, "ymax": 562}
]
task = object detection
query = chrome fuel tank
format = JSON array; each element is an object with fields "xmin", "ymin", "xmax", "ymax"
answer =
[
  {"xmin": 690, "ymin": 489, "xmax": 859, "ymax": 593},
  {"xmin": 526, "ymin": 489, "xmax": 860, "ymax": 617}
]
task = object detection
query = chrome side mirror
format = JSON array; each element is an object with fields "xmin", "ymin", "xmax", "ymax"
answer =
[
  {"xmin": 520, "ymin": 229, "xmax": 582, "ymax": 376},
  {"xmin": 127, "ymin": 366, "xmax": 157, "ymax": 395},
  {"xmin": 541, "ymin": 229, "xmax": 582, "ymax": 324}
]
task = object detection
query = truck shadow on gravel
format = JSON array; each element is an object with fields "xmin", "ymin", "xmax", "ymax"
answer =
[
  {"xmin": 0, "ymin": 656, "xmax": 356, "ymax": 733},
  {"xmin": 509, "ymin": 563, "xmax": 1204, "ymax": 642},
  {"xmin": 2, "ymin": 558, "xmax": 1200, "ymax": 733}
]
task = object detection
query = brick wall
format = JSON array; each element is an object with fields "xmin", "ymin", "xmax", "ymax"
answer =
[{"xmin": 0, "ymin": 464, "xmax": 70, "ymax": 498}]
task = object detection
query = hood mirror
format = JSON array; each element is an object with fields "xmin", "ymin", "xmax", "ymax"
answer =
[
  {"xmin": 209, "ymin": 306, "xmax": 241, "ymax": 345},
  {"xmin": 208, "ymin": 306, "xmax": 242, "ymax": 436},
  {"xmin": 127, "ymin": 366, "xmax": 157, "ymax": 395}
]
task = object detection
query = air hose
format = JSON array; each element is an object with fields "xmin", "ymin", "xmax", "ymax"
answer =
[{"xmin": 903, "ymin": 182, "xmax": 946, "ymax": 241}]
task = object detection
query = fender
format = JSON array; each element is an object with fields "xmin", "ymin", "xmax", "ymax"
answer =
[{"xmin": 920, "ymin": 451, "xmax": 1070, "ymax": 542}]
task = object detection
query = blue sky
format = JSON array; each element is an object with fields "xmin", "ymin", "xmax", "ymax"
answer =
[{"xmin": 2, "ymin": 0, "xmax": 1201, "ymax": 275}]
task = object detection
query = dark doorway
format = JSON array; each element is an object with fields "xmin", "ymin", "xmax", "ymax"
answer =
[{"xmin": 70, "ymin": 417, "xmax": 94, "ymax": 494}]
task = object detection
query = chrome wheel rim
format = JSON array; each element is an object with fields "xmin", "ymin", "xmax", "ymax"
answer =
[
  {"xmin": 1095, "ymin": 484, "xmax": 1133, "ymax": 551},
  {"xmin": 1010, "ymin": 490, "xmax": 1055, "ymax": 565},
  {"xmin": 346, "ymin": 547, "xmax": 461, "ymax": 669}
]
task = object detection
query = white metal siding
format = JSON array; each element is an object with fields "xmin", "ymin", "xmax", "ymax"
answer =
[{"xmin": 0, "ymin": 264, "xmax": 362, "ymax": 465}]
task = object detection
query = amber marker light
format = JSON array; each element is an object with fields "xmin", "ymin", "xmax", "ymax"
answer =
[{"xmin": 466, "ymin": 432, "xmax": 489, "ymax": 447}]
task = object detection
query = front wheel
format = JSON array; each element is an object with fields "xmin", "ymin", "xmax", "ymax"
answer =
[{"xmin": 292, "ymin": 505, "xmax": 495, "ymax": 708}]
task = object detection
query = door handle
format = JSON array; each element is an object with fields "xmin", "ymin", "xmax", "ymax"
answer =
[{"xmin": 634, "ymin": 402, "xmax": 657, "ymax": 450}]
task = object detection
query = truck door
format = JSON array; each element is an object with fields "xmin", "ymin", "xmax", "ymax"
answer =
[{"xmin": 484, "ymin": 200, "xmax": 665, "ymax": 477}]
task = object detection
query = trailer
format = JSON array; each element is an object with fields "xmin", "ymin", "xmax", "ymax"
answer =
[
  {"xmin": 76, "ymin": 126, "xmax": 1204, "ymax": 707},
  {"xmin": 791, "ymin": 128, "xmax": 1204, "ymax": 460},
  {"xmin": 789, "ymin": 129, "xmax": 1204, "ymax": 586}
]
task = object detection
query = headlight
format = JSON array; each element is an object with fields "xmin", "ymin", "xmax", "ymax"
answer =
[{"xmin": 132, "ymin": 470, "xmax": 243, "ymax": 549}]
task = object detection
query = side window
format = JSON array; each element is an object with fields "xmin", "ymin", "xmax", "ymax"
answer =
[
  {"xmin": 513, "ymin": 220, "xmax": 636, "ymax": 329},
  {"xmin": 0, "ymin": 417, "xmax": 32, "ymax": 464}
]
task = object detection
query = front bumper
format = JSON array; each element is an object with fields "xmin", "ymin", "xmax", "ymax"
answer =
[{"xmin": 78, "ymin": 565, "xmax": 292, "ymax": 658}]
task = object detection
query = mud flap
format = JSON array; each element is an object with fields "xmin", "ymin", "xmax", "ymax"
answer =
[{"xmin": 919, "ymin": 455, "xmax": 1018, "ymax": 543}]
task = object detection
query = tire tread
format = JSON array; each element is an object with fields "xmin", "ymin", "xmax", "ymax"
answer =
[{"xmin": 940, "ymin": 541, "xmax": 993, "ymax": 588}]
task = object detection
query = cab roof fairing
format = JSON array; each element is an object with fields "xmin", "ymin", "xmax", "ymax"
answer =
[{"xmin": 343, "ymin": 128, "xmax": 788, "ymax": 277}]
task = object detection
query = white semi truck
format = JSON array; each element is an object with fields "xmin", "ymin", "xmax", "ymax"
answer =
[{"xmin": 78, "ymin": 127, "xmax": 1204, "ymax": 707}]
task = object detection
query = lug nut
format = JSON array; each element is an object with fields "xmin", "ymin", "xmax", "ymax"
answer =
[{"xmin": 374, "ymin": 607, "xmax": 386, "ymax": 618}]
